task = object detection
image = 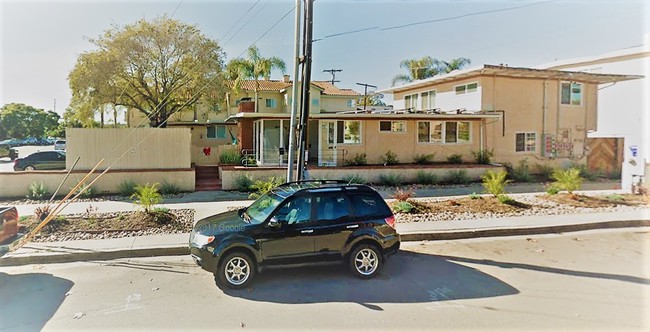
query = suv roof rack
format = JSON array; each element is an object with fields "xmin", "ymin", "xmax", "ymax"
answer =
[{"xmin": 278, "ymin": 180, "xmax": 349, "ymax": 188}]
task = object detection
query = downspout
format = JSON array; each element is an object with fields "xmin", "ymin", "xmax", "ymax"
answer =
[
  {"xmin": 542, "ymin": 79, "xmax": 548, "ymax": 157},
  {"xmin": 556, "ymin": 78, "xmax": 561, "ymax": 138}
]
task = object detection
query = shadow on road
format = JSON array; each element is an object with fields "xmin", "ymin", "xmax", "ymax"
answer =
[
  {"xmin": 223, "ymin": 251, "xmax": 518, "ymax": 308},
  {"xmin": 438, "ymin": 255, "xmax": 650, "ymax": 285},
  {"xmin": 0, "ymin": 272, "xmax": 73, "ymax": 331}
]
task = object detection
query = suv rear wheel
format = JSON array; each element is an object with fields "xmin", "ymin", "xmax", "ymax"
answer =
[
  {"xmin": 215, "ymin": 252, "xmax": 255, "ymax": 289},
  {"xmin": 349, "ymin": 244, "xmax": 382, "ymax": 279}
]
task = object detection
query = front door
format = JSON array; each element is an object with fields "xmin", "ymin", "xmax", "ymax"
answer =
[{"xmin": 319, "ymin": 121, "xmax": 337, "ymax": 166}]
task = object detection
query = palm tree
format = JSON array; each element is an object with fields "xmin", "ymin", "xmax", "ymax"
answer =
[
  {"xmin": 391, "ymin": 56, "xmax": 471, "ymax": 86},
  {"xmin": 226, "ymin": 46, "xmax": 286, "ymax": 112},
  {"xmin": 439, "ymin": 57, "xmax": 471, "ymax": 74}
]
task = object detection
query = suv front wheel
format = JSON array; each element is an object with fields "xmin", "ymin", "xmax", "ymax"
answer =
[
  {"xmin": 215, "ymin": 252, "xmax": 255, "ymax": 289},
  {"xmin": 349, "ymin": 244, "xmax": 382, "ymax": 279}
]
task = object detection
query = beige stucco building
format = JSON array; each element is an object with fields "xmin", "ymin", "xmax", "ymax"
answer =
[{"xmin": 378, "ymin": 65, "xmax": 641, "ymax": 168}]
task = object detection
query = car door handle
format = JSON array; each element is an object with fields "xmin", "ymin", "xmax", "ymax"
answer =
[
  {"xmin": 346, "ymin": 225, "xmax": 359, "ymax": 229},
  {"xmin": 301, "ymin": 229, "xmax": 314, "ymax": 234}
]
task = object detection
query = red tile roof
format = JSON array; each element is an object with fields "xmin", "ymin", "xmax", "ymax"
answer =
[{"xmin": 227, "ymin": 80, "xmax": 360, "ymax": 96}]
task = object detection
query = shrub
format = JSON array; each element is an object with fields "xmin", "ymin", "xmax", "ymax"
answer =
[
  {"xmin": 234, "ymin": 174, "xmax": 254, "ymax": 191},
  {"xmin": 342, "ymin": 174, "xmax": 365, "ymax": 184},
  {"xmin": 446, "ymin": 154, "xmax": 463, "ymax": 164},
  {"xmin": 497, "ymin": 194, "xmax": 514, "ymax": 204},
  {"xmin": 378, "ymin": 173, "xmax": 403, "ymax": 186},
  {"xmin": 27, "ymin": 182, "xmax": 49, "ymax": 200},
  {"xmin": 444, "ymin": 170, "xmax": 471, "ymax": 185},
  {"xmin": 570, "ymin": 163, "xmax": 599, "ymax": 181},
  {"xmin": 605, "ymin": 193, "xmax": 624, "ymax": 201},
  {"xmin": 469, "ymin": 192, "xmax": 481, "ymax": 200},
  {"xmin": 552, "ymin": 168, "xmax": 583, "ymax": 197},
  {"xmin": 33, "ymin": 205, "xmax": 53, "ymax": 221},
  {"xmin": 381, "ymin": 150, "xmax": 399, "ymax": 165},
  {"xmin": 160, "ymin": 181, "xmax": 181, "ymax": 195},
  {"xmin": 607, "ymin": 167, "xmax": 622, "ymax": 180},
  {"xmin": 118, "ymin": 180, "xmax": 138, "ymax": 196},
  {"xmin": 392, "ymin": 201, "xmax": 414, "ymax": 213},
  {"xmin": 533, "ymin": 163, "xmax": 555, "ymax": 181},
  {"xmin": 545, "ymin": 183, "xmax": 560, "ymax": 195},
  {"xmin": 219, "ymin": 150, "xmax": 241, "ymax": 165},
  {"xmin": 131, "ymin": 183, "xmax": 162, "ymax": 213},
  {"xmin": 153, "ymin": 207, "xmax": 170, "ymax": 214},
  {"xmin": 509, "ymin": 159, "xmax": 534, "ymax": 182},
  {"xmin": 413, "ymin": 153, "xmax": 435, "ymax": 164},
  {"xmin": 74, "ymin": 182, "xmax": 98, "ymax": 199},
  {"xmin": 472, "ymin": 149, "xmax": 494, "ymax": 165},
  {"xmin": 249, "ymin": 176, "xmax": 284, "ymax": 199},
  {"xmin": 392, "ymin": 188, "xmax": 414, "ymax": 202},
  {"xmin": 414, "ymin": 170, "xmax": 438, "ymax": 185},
  {"xmin": 482, "ymin": 170, "xmax": 511, "ymax": 197},
  {"xmin": 242, "ymin": 155, "xmax": 257, "ymax": 167},
  {"xmin": 346, "ymin": 153, "xmax": 367, "ymax": 166}
]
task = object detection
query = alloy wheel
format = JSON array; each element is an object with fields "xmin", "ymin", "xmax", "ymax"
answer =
[{"xmin": 354, "ymin": 248, "xmax": 378, "ymax": 276}]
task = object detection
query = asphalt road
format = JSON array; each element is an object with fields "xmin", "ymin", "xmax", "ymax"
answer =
[
  {"xmin": 1, "ymin": 228, "xmax": 648, "ymax": 331},
  {"xmin": 0, "ymin": 145, "xmax": 55, "ymax": 172}
]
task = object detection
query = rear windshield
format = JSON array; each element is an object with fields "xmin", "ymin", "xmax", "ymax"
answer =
[
  {"xmin": 55, "ymin": 140, "xmax": 65, "ymax": 144},
  {"xmin": 349, "ymin": 193, "xmax": 391, "ymax": 219}
]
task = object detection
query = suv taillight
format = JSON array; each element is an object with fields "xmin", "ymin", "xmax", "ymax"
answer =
[
  {"xmin": 384, "ymin": 215, "xmax": 396, "ymax": 229},
  {"xmin": 13, "ymin": 159, "xmax": 18, "ymax": 167}
]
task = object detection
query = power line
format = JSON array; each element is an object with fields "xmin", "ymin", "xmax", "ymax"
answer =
[
  {"xmin": 312, "ymin": 0, "xmax": 556, "ymax": 42},
  {"xmin": 220, "ymin": 0, "xmax": 261, "ymax": 42},
  {"xmin": 224, "ymin": 1, "xmax": 269, "ymax": 47},
  {"xmin": 323, "ymin": 69, "xmax": 342, "ymax": 85}
]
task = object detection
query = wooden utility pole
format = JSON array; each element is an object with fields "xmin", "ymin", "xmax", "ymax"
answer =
[
  {"xmin": 356, "ymin": 82, "xmax": 377, "ymax": 111},
  {"xmin": 296, "ymin": 0, "xmax": 314, "ymax": 180},
  {"xmin": 323, "ymin": 69, "xmax": 342, "ymax": 85}
]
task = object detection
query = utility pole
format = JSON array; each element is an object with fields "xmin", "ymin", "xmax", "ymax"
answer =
[
  {"xmin": 356, "ymin": 82, "xmax": 377, "ymax": 111},
  {"xmin": 323, "ymin": 69, "xmax": 342, "ymax": 85},
  {"xmin": 286, "ymin": 0, "xmax": 302, "ymax": 182},
  {"xmin": 296, "ymin": 0, "xmax": 314, "ymax": 181}
]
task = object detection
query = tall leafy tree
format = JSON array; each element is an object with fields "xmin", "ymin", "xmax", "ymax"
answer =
[
  {"xmin": 0, "ymin": 103, "xmax": 60, "ymax": 139},
  {"xmin": 227, "ymin": 46, "xmax": 286, "ymax": 112},
  {"xmin": 391, "ymin": 56, "xmax": 471, "ymax": 86},
  {"xmin": 68, "ymin": 16, "xmax": 226, "ymax": 127},
  {"xmin": 356, "ymin": 93, "xmax": 386, "ymax": 108}
]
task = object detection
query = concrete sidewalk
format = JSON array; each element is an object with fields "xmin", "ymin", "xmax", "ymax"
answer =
[{"xmin": 2, "ymin": 207, "xmax": 648, "ymax": 267}]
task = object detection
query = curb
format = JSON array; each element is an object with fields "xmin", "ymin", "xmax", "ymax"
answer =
[
  {"xmin": 399, "ymin": 219, "xmax": 650, "ymax": 241},
  {"xmin": 1, "ymin": 220, "xmax": 649, "ymax": 267}
]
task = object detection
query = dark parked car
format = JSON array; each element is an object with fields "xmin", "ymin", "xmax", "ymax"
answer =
[
  {"xmin": 13, "ymin": 151, "xmax": 66, "ymax": 171},
  {"xmin": 0, "ymin": 144, "xmax": 18, "ymax": 160},
  {"xmin": 190, "ymin": 180, "xmax": 400, "ymax": 289}
]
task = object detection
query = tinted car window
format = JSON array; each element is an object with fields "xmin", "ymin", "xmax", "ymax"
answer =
[
  {"xmin": 349, "ymin": 194, "xmax": 391, "ymax": 218},
  {"xmin": 274, "ymin": 196, "xmax": 312, "ymax": 225},
  {"xmin": 315, "ymin": 194, "xmax": 350, "ymax": 222},
  {"xmin": 43, "ymin": 152, "xmax": 60, "ymax": 161}
]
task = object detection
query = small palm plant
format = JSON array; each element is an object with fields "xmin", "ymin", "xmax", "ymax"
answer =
[
  {"xmin": 131, "ymin": 183, "xmax": 162, "ymax": 213},
  {"xmin": 482, "ymin": 170, "xmax": 511, "ymax": 198},
  {"xmin": 551, "ymin": 168, "xmax": 583, "ymax": 199}
]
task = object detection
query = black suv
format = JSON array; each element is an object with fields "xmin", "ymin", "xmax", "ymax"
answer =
[{"xmin": 189, "ymin": 180, "xmax": 400, "ymax": 289}]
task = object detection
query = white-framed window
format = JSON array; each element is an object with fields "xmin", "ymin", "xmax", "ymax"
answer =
[
  {"xmin": 561, "ymin": 82, "xmax": 582, "ymax": 105},
  {"xmin": 404, "ymin": 93, "xmax": 418, "ymax": 109},
  {"xmin": 207, "ymin": 125, "xmax": 227, "ymax": 139},
  {"xmin": 379, "ymin": 121, "xmax": 406, "ymax": 132},
  {"xmin": 515, "ymin": 132, "xmax": 536, "ymax": 152},
  {"xmin": 347, "ymin": 99, "xmax": 355, "ymax": 108},
  {"xmin": 455, "ymin": 82, "xmax": 479, "ymax": 95},
  {"xmin": 420, "ymin": 90, "xmax": 436, "ymax": 110},
  {"xmin": 335, "ymin": 120, "xmax": 361, "ymax": 144},
  {"xmin": 265, "ymin": 98, "xmax": 276, "ymax": 108},
  {"xmin": 418, "ymin": 121, "xmax": 471, "ymax": 144}
]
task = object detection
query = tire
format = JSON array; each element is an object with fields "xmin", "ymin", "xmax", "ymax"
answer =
[
  {"xmin": 349, "ymin": 243, "xmax": 382, "ymax": 279},
  {"xmin": 24, "ymin": 165, "xmax": 35, "ymax": 171},
  {"xmin": 215, "ymin": 252, "xmax": 255, "ymax": 289}
]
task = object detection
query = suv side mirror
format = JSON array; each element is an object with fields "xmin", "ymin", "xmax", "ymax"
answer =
[{"xmin": 268, "ymin": 217, "xmax": 281, "ymax": 229}]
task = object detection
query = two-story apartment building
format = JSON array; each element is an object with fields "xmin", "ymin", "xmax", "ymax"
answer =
[{"xmin": 378, "ymin": 64, "xmax": 640, "ymax": 168}]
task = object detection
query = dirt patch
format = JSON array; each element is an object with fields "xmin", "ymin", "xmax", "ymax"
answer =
[
  {"xmin": 401, "ymin": 196, "xmax": 534, "ymax": 215},
  {"xmin": 19, "ymin": 209, "xmax": 194, "ymax": 242},
  {"xmin": 541, "ymin": 193, "xmax": 647, "ymax": 208}
]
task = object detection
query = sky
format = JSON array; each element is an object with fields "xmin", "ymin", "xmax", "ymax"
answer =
[{"xmin": 0, "ymin": 0, "xmax": 648, "ymax": 116}]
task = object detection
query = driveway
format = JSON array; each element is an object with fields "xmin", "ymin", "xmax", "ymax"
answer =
[{"xmin": 0, "ymin": 145, "xmax": 55, "ymax": 172}]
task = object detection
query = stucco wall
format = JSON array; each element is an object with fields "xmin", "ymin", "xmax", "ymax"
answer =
[
  {"xmin": 0, "ymin": 169, "xmax": 194, "ymax": 198},
  {"xmin": 66, "ymin": 128, "xmax": 191, "ymax": 170},
  {"xmin": 220, "ymin": 165, "xmax": 503, "ymax": 190}
]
